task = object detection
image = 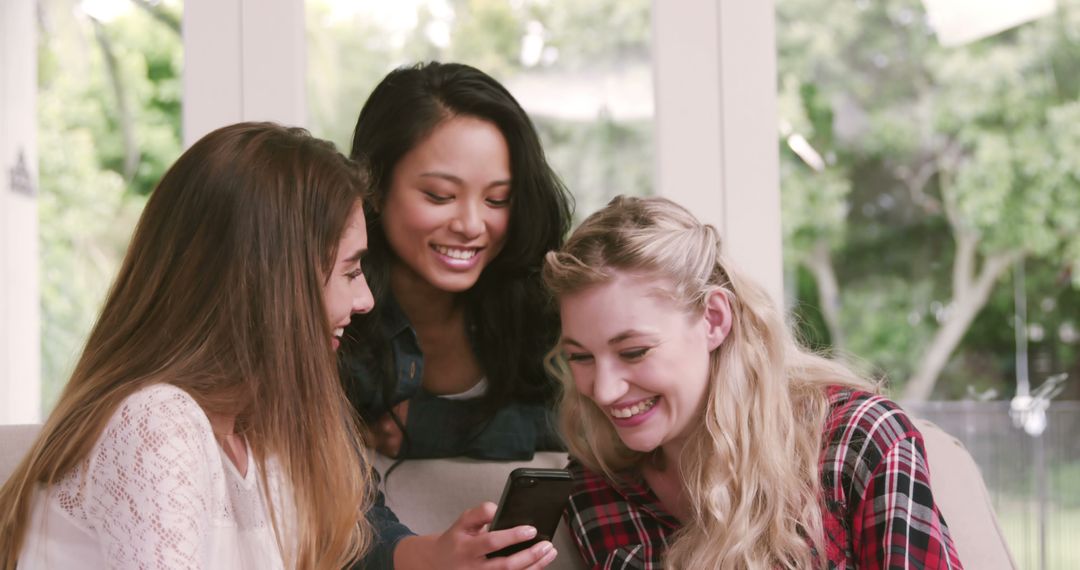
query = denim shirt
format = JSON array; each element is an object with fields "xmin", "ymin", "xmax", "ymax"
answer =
[
  {"xmin": 345, "ymin": 295, "xmax": 563, "ymax": 568},
  {"xmin": 340, "ymin": 295, "xmax": 562, "ymax": 461}
]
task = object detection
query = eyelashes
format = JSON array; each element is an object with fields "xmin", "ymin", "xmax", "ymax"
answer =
[{"xmin": 564, "ymin": 347, "xmax": 653, "ymax": 363}]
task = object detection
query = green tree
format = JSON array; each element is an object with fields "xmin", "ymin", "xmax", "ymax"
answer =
[
  {"xmin": 37, "ymin": 0, "xmax": 181, "ymax": 412},
  {"xmin": 778, "ymin": 0, "xmax": 1080, "ymax": 399}
]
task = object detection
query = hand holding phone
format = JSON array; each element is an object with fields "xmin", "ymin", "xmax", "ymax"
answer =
[{"xmin": 486, "ymin": 468, "xmax": 573, "ymax": 558}]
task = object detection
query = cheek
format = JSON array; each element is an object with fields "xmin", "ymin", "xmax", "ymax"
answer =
[
  {"xmin": 488, "ymin": 210, "xmax": 511, "ymax": 244},
  {"xmin": 568, "ymin": 364, "xmax": 601, "ymax": 403},
  {"xmin": 682, "ymin": 354, "xmax": 712, "ymax": 407},
  {"xmin": 326, "ymin": 282, "xmax": 346, "ymax": 315},
  {"xmin": 383, "ymin": 193, "xmax": 437, "ymax": 237}
]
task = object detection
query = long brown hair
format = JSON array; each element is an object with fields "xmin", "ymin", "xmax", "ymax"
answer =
[
  {"xmin": 0, "ymin": 122, "xmax": 373, "ymax": 568},
  {"xmin": 544, "ymin": 196, "xmax": 875, "ymax": 569}
]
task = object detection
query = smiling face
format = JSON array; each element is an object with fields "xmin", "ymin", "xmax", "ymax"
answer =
[
  {"xmin": 323, "ymin": 204, "xmax": 374, "ymax": 350},
  {"xmin": 559, "ymin": 272, "xmax": 731, "ymax": 456},
  {"xmin": 379, "ymin": 115, "xmax": 512, "ymax": 294}
]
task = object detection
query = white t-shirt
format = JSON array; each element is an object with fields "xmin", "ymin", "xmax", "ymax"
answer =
[{"xmin": 18, "ymin": 383, "xmax": 290, "ymax": 569}]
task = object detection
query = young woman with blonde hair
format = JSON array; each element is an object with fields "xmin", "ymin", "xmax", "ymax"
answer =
[
  {"xmin": 544, "ymin": 196, "xmax": 962, "ymax": 569},
  {"xmin": 0, "ymin": 123, "xmax": 377, "ymax": 569}
]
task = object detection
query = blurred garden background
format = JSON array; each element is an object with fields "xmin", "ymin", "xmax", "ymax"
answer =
[{"xmin": 33, "ymin": 0, "xmax": 1079, "ymax": 566}]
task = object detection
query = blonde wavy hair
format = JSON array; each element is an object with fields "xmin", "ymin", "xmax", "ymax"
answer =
[
  {"xmin": 543, "ymin": 196, "xmax": 875, "ymax": 569},
  {"xmin": 0, "ymin": 123, "xmax": 373, "ymax": 569}
]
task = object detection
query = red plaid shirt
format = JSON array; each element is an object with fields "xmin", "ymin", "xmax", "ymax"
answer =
[{"xmin": 564, "ymin": 388, "xmax": 963, "ymax": 569}]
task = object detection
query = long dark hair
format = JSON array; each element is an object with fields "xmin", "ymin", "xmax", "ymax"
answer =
[
  {"xmin": 0, "ymin": 123, "xmax": 373, "ymax": 568},
  {"xmin": 345, "ymin": 61, "xmax": 573, "ymax": 412}
]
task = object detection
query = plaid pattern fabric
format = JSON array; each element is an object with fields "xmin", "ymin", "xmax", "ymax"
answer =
[{"xmin": 564, "ymin": 388, "xmax": 964, "ymax": 569}]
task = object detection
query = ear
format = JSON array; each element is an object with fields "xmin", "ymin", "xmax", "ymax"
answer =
[{"xmin": 703, "ymin": 289, "xmax": 733, "ymax": 352}]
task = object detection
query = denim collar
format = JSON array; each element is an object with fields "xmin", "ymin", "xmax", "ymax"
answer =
[{"xmin": 378, "ymin": 292, "xmax": 414, "ymax": 340}]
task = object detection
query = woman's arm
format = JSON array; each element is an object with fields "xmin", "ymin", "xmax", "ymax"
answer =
[
  {"xmin": 355, "ymin": 488, "xmax": 416, "ymax": 569},
  {"xmin": 847, "ymin": 403, "xmax": 963, "ymax": 569}
]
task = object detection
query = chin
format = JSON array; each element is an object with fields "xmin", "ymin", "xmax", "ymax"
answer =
[
  {"xmin": 429, "ymin": 274, "xmax": 482, "ymax": 293},
  {"xmin": 617, "ymin": 434, "xmax": 663, "ymax": 454}
]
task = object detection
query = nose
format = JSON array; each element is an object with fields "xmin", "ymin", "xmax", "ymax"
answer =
[
  {"xmin": 448, "ymin": 200, "xmax": 484, "ymax": 240},
  {"xmin": 589, "ymin": 359, "xmax": 627, "ymax": 407},
  {"xmin": 352, "ymin": 275, "xmax": 375, "ymax": 315}
]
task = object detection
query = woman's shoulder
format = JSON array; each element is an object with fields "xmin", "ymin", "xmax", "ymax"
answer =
[
  {"xmin": 97, "ymin": 383, "xmax": 217, "ymax": 460},
  {"xmin": 55, "ymin": 384, "xmax": 221, "ymax": 527},
  {"xmin": 821, "ymin": 386, "xmax": 923, "ymax": 462},
  {"xmin": 109, "ymin": 383, "xmax": 210, "ymax": 427},
  {"xmin": 825, "ymin": 386, "xmax": 913, "ymax": 429}
]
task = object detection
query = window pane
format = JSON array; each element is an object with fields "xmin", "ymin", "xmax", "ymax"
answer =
[
  {"xmin": 38, "ymin": 0, "xmax": 184, "ymax": 414},
  {"xmin": 777, "ymin": 1, "xmax": 1080, "ymax": 566},
  {"xmin": 305, "ymin": 0, "xmax": 653, "ymax": 220}
]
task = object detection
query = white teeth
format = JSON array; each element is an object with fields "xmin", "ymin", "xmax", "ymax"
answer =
[
  {"xmin": 333, "ymin": 328, "xmax": 344, "ymax": 338},
  {"xmin": 610, "ymin": 397, "xmax": 658, "ymax": 419},
  {"xmin": 432, "ymin": 245, "xmax": 478, "ymax": 260}
]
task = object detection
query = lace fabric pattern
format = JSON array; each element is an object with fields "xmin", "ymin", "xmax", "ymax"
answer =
[{"xmin": 20, "ymin": 383, "xmax": 286, "ymax": 570}]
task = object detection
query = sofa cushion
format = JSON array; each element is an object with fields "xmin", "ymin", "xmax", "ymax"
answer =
[
  {"xmin": 915, "ymin": 418, "xmax": 1017, "ymax": 569},
  {"xmin": 0, "ymin": 424, "xmax": 40, "ymax": 484}
]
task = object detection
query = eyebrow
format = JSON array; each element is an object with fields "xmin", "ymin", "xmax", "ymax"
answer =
[
  {"xmin": 562, "ymin": 329, "xmax": 654, "ymax": 348},
  {"xmin": 419, "ymin": 171, "xmax": 511, "ymax": 189},
  {"xmin": 343, "ymin": 248, "xmax": 367, "ymax": 264}
]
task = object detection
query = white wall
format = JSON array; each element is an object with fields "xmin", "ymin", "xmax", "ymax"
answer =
[
  {"xmin": 652, "ymin": 0, "xmax": 783, "ymax": 305},
  {"xmin": 1, "ymin": 0, "xmax": 41, "ymax": 424},
  {"xmin": 183, "ymin": 0, "xmax": 307, "ymax": 147}
]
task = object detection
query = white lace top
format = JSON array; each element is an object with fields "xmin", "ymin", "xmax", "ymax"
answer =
[{"xmin": 18, "ymin": 383, "xmax": 290, "ymax": 569}]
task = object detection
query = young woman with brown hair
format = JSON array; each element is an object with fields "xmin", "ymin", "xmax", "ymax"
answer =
[{"xmin": 0, "ymin": 122, "xmax": 377, "ymax": 569}]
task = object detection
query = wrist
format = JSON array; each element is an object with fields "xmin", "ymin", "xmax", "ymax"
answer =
[{"xmin": 392, "ymin": 534, "xmax": 438, "ymax": 570}]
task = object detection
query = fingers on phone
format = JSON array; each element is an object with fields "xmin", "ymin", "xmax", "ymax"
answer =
[
  {"xmin": 458, "ymin": 502, "xmax": 498, "ymax": 531},
  {"xmin": 474, "ymin": 501, "xmax": 498, "ymax": 521},
  {"xmin": 480, "ymin": 524, "xmax": 536, "ymax": 553},
  {"xmin": 507, "ymin": 541, "xmax": 556, "ymax": 569}
]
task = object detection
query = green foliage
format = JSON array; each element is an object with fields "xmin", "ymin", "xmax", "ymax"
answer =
[
  {"xmin": 535, "ymin": 116, "xmax": 652, "ymax": 221},
  {"xmin": 37, "ymin": 0, "xmax": 179, "ymax": 412},
  {"xmin": 787, "ymin": 266, "xmax": 834, "ymax": 351},
  {"xmin": 447, "ymin": 0, "xmax": 523, "ymax": 77},
  {"xmin": 838, "ymin": 278, "xmax": 935, "ymax": 387},
  {"xmin": 530, "ymin": 0, "xmax": 651, "ymax": 69},
  {"xmin": 778, "ymin": 0, "xmax": 1080, "ymax": 397}
]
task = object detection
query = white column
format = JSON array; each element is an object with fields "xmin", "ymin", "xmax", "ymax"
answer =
[
  {"xmin": 1, "ymin": 0, "xmax": 41, "ymax": 424},
  {"xmin": 183, "ymin": 0, "xmax": 307, "ymax": 148},
  {"xmin": 652, "ymin": 0, "xmax": 784, "ymax": 305}
]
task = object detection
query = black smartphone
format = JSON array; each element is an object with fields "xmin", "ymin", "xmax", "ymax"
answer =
[{"xmin": 486, "ymin": 467, "xmax": 573, "ymax": 558}]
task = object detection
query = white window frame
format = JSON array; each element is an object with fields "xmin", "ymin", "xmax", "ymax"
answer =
[
  {"xmin": 652, "ymin": 0, "xmax": 783, "ymax": 305},
  {"xmin": 1, "ymin": 0, "xmax": 41, "ymax": 424},
  {"xmin": 0, "ymin": 0, "xmax": 782, "ymax": 423}
]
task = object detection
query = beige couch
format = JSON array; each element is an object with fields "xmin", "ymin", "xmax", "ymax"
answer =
[{"xmin": 0, "ymin": 421, "xmax": 1015, "ymax": 569}]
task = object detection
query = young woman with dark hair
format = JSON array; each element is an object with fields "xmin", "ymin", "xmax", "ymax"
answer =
[{"xmin": 339, "ymin": 61, "xmax": 573, "ymax": 461}]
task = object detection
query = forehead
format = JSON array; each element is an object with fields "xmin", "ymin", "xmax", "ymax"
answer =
[
  {"xmin": 399, "ymin": 116, "xmax": 509, "ymax": 170},
  {"xmin": 559, "ymin": 273, "xmax": 683, "ymax": 333},
  {"xmin": 336, "ymin": 205, "xmax": 367, "ymax": 255}
]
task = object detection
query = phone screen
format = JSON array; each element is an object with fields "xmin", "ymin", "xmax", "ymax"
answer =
[{"xmin": 487, "ymin": 468, "xmax": 573, "ymax": 557}]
